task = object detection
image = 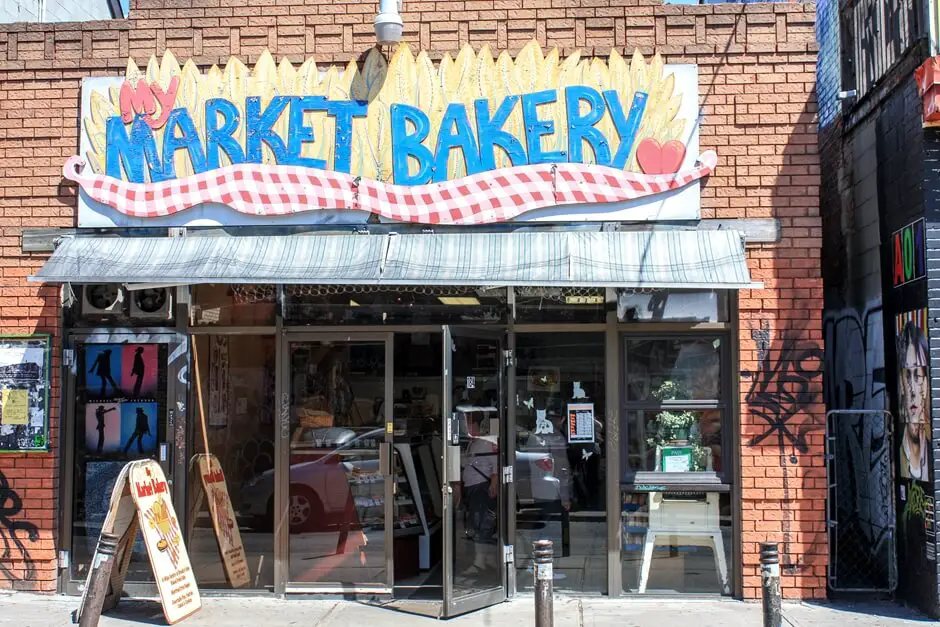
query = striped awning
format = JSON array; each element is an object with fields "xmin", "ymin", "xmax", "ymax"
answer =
[{"xmin": 31, "ymin": 230, "xmax": 758, "ymax": 289}]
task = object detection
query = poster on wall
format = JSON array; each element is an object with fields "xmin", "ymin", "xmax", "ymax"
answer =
[
  {"xmin": 73, "ymin": 42, "xmax": 710, "ymax": 228},
  {"xmin": 208, "ymin": 336, "xmax": 230, "ymax": 427},
  {"xmin": 896, "ymin": 309, "xmax": 936, "ymax": 563},
  {"xmin": 0, "ymin": 335, "xmax": 50, "ymax": 452}
]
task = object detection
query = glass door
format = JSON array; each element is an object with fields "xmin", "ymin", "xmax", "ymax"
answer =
[
  {"xmin": 441, "ymin": 326, "xmax": 508, "ymax": 617},
  {"xmin": 63, "ymin": 332, "xmax": 184, "ymax": 591},
  {"xmin": 280, "ymin": 334, "xmax": 394, "ymax": 592}
]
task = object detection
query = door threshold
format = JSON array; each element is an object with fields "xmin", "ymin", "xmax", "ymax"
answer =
[{"xmin": 365, "ymin": 598, "xmax": 443, "ymax": 618}]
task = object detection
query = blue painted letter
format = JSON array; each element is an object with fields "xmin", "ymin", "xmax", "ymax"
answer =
[
  {"xmin": 390, "ymin": 104, "xmax": 433, "ymax": 185},
  {"xmin": 105, "ymin": 116, "xmax": 168, "ymax": 183},
  {"xmin": 475, "ymin": 96, "xmax": 526, "ymax": 170},
  {"xmin": 605, "ymin": 90, "xmax": 647, "ymax": 169},
  {"xmin": 205, "ymin": 99, "xmax": 245, "ymax": 169},
  {"xmin": 285, "ymin": 96, "xmax": 327, "ymax": 169},
  {"xmin": 565, "ymin": 86, "xmax": 610, "ymax": 166},
  {"xmin": 246, "ymin": 95, "xmax": 290, "ymax": 164},
  {"xmin": 433, "ymin": 103, "xmax": 482, "ymax": 182},
  {"xmin": 327, "ymin": 100, "xmax": 368, "ymax": 174},
  {"xmin": 161, "ymin": 108, "xmax": 207, "ymax": 178},
  {"xmin": 521, "ymin": 90, "xmax": 565, "ymax": 164}
]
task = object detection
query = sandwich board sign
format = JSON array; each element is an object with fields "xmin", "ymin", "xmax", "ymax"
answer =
[
  {"xmin": 77, "ymin": 459, "xmax": 201, "ymax": 625},
  {"xmin": 194, "ymin": 453, "xmax": 250, "ymax": 588}
]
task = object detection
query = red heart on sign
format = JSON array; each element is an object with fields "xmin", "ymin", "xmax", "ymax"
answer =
[{"xmin": 636, "ymin": 138, "xmax": 687, "ymax": 175}]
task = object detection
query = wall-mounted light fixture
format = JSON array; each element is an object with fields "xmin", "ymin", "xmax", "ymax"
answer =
[{"xmin": 375, "ymin": 0, "xmax": 404, "ymax": 46}]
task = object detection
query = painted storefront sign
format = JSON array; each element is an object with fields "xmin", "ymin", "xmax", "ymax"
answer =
[
  {"xmin": 892, "ymin": 219, "xmax": 926, "ymax": 288},
  {"xmin": 72, "ymin": 41, "xmax": 709, "ymax": 227}
]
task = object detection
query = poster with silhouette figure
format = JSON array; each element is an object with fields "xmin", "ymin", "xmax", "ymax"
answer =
[
  {"xmin": 85, "ymin": 345, "xmax": 124, "ymax": 399},
  {"xmin": 120, "ymin": 402, "xmax": 157, "ymax": 456},
  {"xmin": 122, "ymin": 344, "xmax": 158, "ymax": 398},
  {"xmin": 85, "ymin": 403, "xmax": 121, "ymax": 454}
]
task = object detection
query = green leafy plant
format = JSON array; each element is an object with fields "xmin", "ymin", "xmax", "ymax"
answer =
[{"xmin": 647, "ymin": 380, "xmax": 710, "ymax": 471}]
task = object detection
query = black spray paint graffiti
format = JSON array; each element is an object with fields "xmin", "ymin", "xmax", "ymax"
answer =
[
  {"xmin": 823, "ymin": 303, "xmax": 886, "ymax": 411},
  {"xmin": 0, "ymin": 470, "xmax": 39, "ymax": 581},
  {"xmin": 823, "ymin": 302, "xmax": 892, "ymax": 587},
  {"xmin": 743, "ymin": 326, "xmax": 824, "ymax": 573},
  {"xmin": 745, "ymin": 333, "xmax": 824, "ymax": 457}
]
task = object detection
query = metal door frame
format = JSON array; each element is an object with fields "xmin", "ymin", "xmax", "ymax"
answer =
[
  {"xmin": 441, "ymin": 325, "xmax": 509, "ymax": 617},
  {"xmin": 58, "ymin": 328, "xmax": 188, "ymax": 596},
  {"xmin": 276, "ymin": 331, "xmax": 395, "ymax": 595}
]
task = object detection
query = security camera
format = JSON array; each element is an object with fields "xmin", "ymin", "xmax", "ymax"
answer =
[{"xmin": 375, "ymin": 0, "xmax": 404, "ymax": 45}]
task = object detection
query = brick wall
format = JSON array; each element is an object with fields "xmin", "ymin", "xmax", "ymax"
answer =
[{"xmin": 0, "ymin": 0, "xmax": 822, "ymax": 599}]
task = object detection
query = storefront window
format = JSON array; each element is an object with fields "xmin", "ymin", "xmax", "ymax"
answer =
[
  {"xmin": 617, "ymin": 290, "xmax": 729, "ymax": 323},
  {"xmin": 514, "ymin": 333, "xmax": 606, "ymax": 594},
  {"xmin": 71, "ymin": 341, "xmax": 169, "ymax": 582},
  {"xmin": 623, "ymin": 337, "xmax": 726, "ymax": 476},
  {"xmin": 621, "ymin": 490, "xmax": 732, "ymax": 595},
  {"xmin": 513, "ymin": 287, "xmax": 606, "ymax": 323},
  {"xmin": 188, "ymin": 335, "xmax": 276, "ymax": 589},
  {"xmin": 282, "ymin": 285, "xmax": 506, "ymax": 325},
  {"xmin": 191, "ymin": 284, "xmax": 276, "ymax": 326}
]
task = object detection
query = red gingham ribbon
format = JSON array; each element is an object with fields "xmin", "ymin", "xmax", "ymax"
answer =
[{"xmin": 63, "ymin": 152, "xmax": 717, "ymax": 225}]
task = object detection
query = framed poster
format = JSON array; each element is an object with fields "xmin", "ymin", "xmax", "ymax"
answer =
[
  {"xmin": 566, "ymin": 402, "xmax": 595, "ymax": 443},
  {"xmin": 0, "ymin": 335, "xmax": 50, "ymax": 452}
]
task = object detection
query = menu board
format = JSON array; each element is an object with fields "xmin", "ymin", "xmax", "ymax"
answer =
[
  {"xmin": 566, "ymin": 402, "xmax": 595, "ymax": 443},
  {"xmin": 0, "ymin": 335, "xmax": 50, "ymax": 452},
  {"xmin": 130, "ymin": 460, "xmax": 201, "ymax": 623},
  {"xmin": 195, "ymin": 453, "xmax": 249, "ymax": 588}
]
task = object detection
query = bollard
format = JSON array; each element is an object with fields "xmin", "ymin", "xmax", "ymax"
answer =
[
  {"xmin": 77, "ymin": 532, "xmax": 120, "ymax": 627},
  {"xmin": 533, "ymin": 539, "xmax": 554, "ymax": 627},
  {"xmin": 760, "ymin": 542, "xmax": 782, "ymax": 627}
]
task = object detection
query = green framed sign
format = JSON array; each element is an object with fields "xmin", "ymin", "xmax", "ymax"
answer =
[
  {"xmin": 660, "ymin": 445, "xmax": 693, "ymax": 473},
  {"xmin": 0, "ymin": 334, "xmax": 51, "ymax": 452}
]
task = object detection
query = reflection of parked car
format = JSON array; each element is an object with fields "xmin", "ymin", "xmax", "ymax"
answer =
[
  {"xmin": 241, "ymin": 424, "xmax": 565, "ymax": 533},
  {"xmin": 240, "ymin": 427, "xmax": 384, "ymax": 533}
]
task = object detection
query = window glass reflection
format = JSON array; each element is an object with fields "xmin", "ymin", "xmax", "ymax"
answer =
[
  {"xmin": 625, "ymin": 410, "xmax": 722, "ymax": 473},
  {"xmin": 626, "ymin": 338, "xmax": 723, "ymax": 403},
  {"xmin": 514, "ymin": 333, "xmax": 606, "ymax": 594},
  {"xmin": 621, "ymin": 491, "xmax": 732, "ymax": 595},
  {"xmin": 188, "ymin": 335, "xmax": 276, "ymax": 589}
]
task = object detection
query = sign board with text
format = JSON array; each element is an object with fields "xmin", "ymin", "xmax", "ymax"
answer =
[
  {"xmin": 73, "ymin": 41, "xmax": 711, "ymax": 227},
  {"xmin": 77, "ymin": 459, "xmax": 201, "ymax": 625},
  {"xmin": 195, "ymin": 453, "xmax": 250, "ymax": 588}
]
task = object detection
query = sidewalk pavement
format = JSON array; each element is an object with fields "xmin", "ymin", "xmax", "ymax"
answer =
[{"xmin": 0, "ymin": 593, "xmax": 933, "ymax": 626}]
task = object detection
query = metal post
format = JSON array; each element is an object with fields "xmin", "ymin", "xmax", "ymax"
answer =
[
  {"xmin": 533, "ymin": 539, "xmax": 553, "ymax": 627},
  {"xmin": 760, "ymin": 542, "xmax": 782, "ymax": 627},
  {"xmin": 77, "ymin": 532, "xmax": 120, "ymax": 627}
]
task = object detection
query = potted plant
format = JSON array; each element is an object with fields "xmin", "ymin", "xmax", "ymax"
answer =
[{"xmin": 647, "ymin": 380, "xmax": 710, "ymax": 471}]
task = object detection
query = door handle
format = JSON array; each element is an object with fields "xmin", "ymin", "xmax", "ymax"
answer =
[{"xmin": 379, "ymin": 442, "xmax": 390, "ymax": 477}]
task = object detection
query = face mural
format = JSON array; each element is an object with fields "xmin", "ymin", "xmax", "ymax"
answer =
[{"xmin": 897, "ymin": 310, "xmax": 931, "ymax": 482}]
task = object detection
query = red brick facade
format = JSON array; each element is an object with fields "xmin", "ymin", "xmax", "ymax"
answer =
[{"xmin": 0, "ymin": 0, "xmax": 821, "ymax": 599}]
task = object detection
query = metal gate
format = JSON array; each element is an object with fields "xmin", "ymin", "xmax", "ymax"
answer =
[{"xmin": 825, "ymin": 409, "xmax": 897, "ymax": 592}]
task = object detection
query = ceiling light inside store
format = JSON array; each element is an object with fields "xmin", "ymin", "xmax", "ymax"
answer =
[
  {"xmin": 565, "ymin": 295, "xmax": 604, "ymax": 305},
  {"xmin": 349, "ymin": 299, "xmax": 360, "ymax": 307},
  {"xmin": 438, "ymin": 296, "xmax": 480, "ymax": 306}
]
